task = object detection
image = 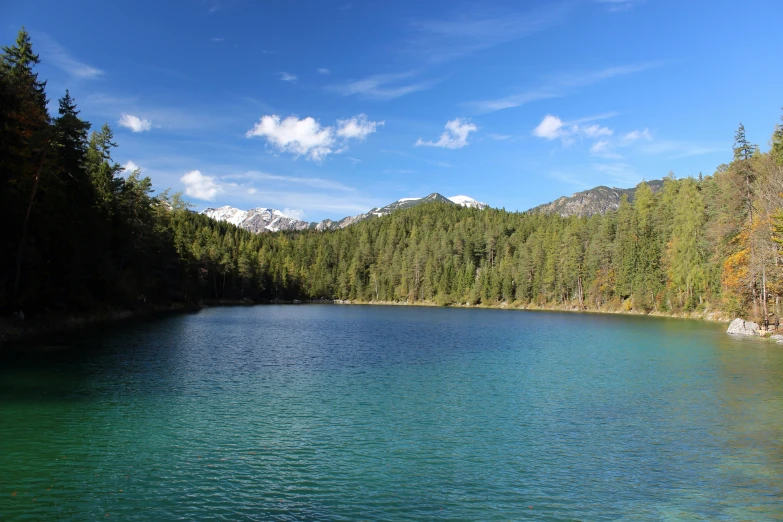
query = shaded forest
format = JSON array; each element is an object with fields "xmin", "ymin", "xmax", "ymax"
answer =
[{"xmin": 2, "ymin": 29, "xmax": 783, "ymax": 323}]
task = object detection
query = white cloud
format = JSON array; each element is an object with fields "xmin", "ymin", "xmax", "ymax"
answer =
[
  {"xmin": 533, "ymin": 114, "xmax": 613, "ymax": 144},
  {"xmin": 488, "ymin": 133, "xmax": 512, "ymax": 140},
  {"xmin": 279, "ymin": 72, "xmax": 298, "ymax": 83},
  {"xmin": 181, "ymin": 170, "xmax": 221, "ymax": 200},
  {"xmin": 247, "ymin": 188, "xmax": 257, "ymax": 195},
  {"xmin": 123, "ymin": 160, "xmax": 141, "ymax": 173},
  {"xmin": 119, "ymin": 114, "xmax": 152, "ymax": 132},
  {"xmin": 317, "ymin": 68, "xmax": 331, "ymax": 75},
  {"xmin": 246, "ymin": 114, "xmax": 382, "ymax": 161},
  {"xmin": 416, "ymin": 118, "xmax": 477, "ymax": 149},
  {"xmin": 533, "ymin": 115, "xmax": 565, "ymax": 140},
  {"xmin": 336, "ymin": 114, "xmax": 384, "ymax": 140},
  {"xmin": 211, "ymin": 37, "xmax": 225, "ymax": 42},
  {"xmin": 247, "ymin": 115, "xmax": 333, "ymax": 161},
  {"xmin": 328, "ymin": 71, "xmax": 434, "ymax": 100},
  {"xmin": 36, "ymin": 33, "xmax": 104, "ymax": 80}
]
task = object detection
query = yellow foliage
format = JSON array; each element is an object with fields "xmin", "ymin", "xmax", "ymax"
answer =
[{"xmin": 722, "ymin": 248, "xmax": 748, "ymax": 291}]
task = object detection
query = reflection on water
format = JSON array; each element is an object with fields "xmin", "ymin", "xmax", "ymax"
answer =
[{"xmin": 1, "ymin": 306, "xmax": 782, "ymax": 520}]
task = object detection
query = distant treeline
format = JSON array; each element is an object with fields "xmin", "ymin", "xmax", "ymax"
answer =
[{"xmin": 2, "ymin": 29, "xmax": 783, "ymax": 321}]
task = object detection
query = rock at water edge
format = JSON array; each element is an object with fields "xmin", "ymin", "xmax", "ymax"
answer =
[
  {"xmin": 726, "ymin": 318, "xmax": 759, "ymax": 336},
  {"xmin": 770, "ymin": 334, "xmax": 783, "ymax": 344}
]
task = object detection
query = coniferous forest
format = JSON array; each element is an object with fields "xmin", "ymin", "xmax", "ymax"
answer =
[{"xmin": 2, "ymin": 29, "xmax": 783, "ymax": 324}]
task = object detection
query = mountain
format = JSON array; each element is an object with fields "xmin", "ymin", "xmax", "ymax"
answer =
[
  {"xmin": 202, "ymin": 193, "xmax": 488, "ymax": 233},
  {"xmin": 530, "ymin": 180, "xmax": 664, "ymax": 217},
  {"xmin": 201, "ymin": 206, "xmax": 312, "ymax": 233}
]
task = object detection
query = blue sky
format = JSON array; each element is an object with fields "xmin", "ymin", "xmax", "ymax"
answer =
[{"xmin": 2, "ymin": 0, "xmax": 782, "ymax": 221}]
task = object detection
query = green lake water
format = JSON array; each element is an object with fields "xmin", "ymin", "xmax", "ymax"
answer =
[{"xmin": 1, "ymin": 305, "xmax": 782, "ymax": 520}]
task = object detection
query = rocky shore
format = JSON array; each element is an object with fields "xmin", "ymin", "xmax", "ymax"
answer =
[{"xmin": 726, "ymin": 318, "xmax": 783, "ymax": 343}]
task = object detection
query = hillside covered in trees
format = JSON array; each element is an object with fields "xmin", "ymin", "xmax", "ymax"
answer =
[{"xmin": 2, "ymin": 29, "xmax": 783, "ymax": 325}]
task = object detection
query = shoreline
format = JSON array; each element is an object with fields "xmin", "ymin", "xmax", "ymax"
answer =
[
  {"xmin": 0, "ymin": 302, "xmax": 201, "ymax": 345},
  {"xmin": 331, "ymin": 299, "xmax": 732, "ymax": 323},
  {"xmin": 1, "ymin": 296, "xmax": 732, "ymax": 346}
]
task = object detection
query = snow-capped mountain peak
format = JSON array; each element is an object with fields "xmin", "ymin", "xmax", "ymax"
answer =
[
  {"xmin": 201, "ymin": 206, "xmax": 248, "ymax": 226},
  {"xmin": 202, "ymin": 192, "xmax": 488, "ymax": 234},
  {"xmin": 202, "ymin": 206, "xmax": 311, "ymax": 233},
  {"xmin": 447, "ymin": 195, "xmax": 488, "ymax": 209}
]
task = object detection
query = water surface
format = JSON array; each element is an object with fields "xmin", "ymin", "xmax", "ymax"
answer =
[{"xmin": 1, "ymin": 306, "xmax": 782, "ymax": 520}]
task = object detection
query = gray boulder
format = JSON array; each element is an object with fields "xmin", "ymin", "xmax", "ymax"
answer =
[
  {"xmin": 726, "ymin": 318, "xmax": 759, "ymax": 336},
  {"xmin": 770, "ymin": 334, "xmax": 783, "ymax": 344}
]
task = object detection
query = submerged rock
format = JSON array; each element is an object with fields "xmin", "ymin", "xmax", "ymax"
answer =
[{"xmin": 726, "ymin": 318, "xmax": 759, "ymax": 336}]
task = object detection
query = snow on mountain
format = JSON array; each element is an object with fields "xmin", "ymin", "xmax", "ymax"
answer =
[
  {"xmin": 202, "ymin": 206, "xmax": 311, "ymax": 233},
  {"xmin": 203, "ymin": 205, "xmax": 248, "ymax": 226},
  {"xmin": 202, "ymin": 192, "xmax": 488, "ymax": 234},
  {"xmin": 448, "ymin": 195, "xmax": 488, "ymax": 209}
]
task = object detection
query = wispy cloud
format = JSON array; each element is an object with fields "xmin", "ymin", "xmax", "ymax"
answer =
[
  {"xmin": 181, "ymin": 170, "xmax": 380, "ymax": 215},
  {"xmin": 469, "ymin": 92, "xmax": 559, "ymax": 114},
  {"xmin": 327, "ymin": 71, "xmax": 435, "ymax": 100},
  {"xmin": 592, "ymin": 162, "xmax": 641, "ymax": 186},
  {"xmin": 638, "ymin": 140, "xmax": 721, "ymax": 159},
  {"xmin": 317, "ymin": 68, "xmax": 331, "ymax": 75},
  {"xmin": 590, "ymin": 140, "xmax": 623, "ymax": 159},
  {"xmin": 408, "ymin": 4, "xmax": 568, "ymax": 63},
  {"xmin": 211, "ymin": 37, "xmax": 225, "ymax": 42},
  {"xmin": 548, "ymin": 171, "xmax": 592, "ymax": 189},
  {"xmin": 488, "ymin": 134, "xmax": 512, "ymax": 141},
  {"xmin": 596, "ymin": 0, "xmax": 645, "ymax": 12},
  {"xmin": 416, "ymin": 118, "xmax": 478, "ymax": 149},
  {"xmin": 383, "ymin": 169, "xmax": 417, "ymax": 175},
  {"xmin": 245, "ymin": 113, "xmax": 382, "ymax": 161},
  {"xmin": 83, "ymin": 93, "xmax": 236, "ymax": 132},
  {"xmin": 225, "ymin": 171, "xmax": 358, "ymax": 193},
  {"xmin": 278, "ymin": 72, "xmax": 298, "ymax": 83},
  {"xmin": 36, "ymin": 33, "xmax": 104, "ymax": 80},
  {"xmin": 429, "ymin": 160, "xmax": 454, "ymax": 168},
  {"xmin": 467, "ymin": 63, "xmax": 661, "ymax": 114},
  {"xmin": 620, "ymin": 129, "xmax": 653, "ymax": 144}
]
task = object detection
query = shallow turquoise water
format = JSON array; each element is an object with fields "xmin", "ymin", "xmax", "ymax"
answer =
[{"xmin": 1, "ymin": 305, "xmax": 782, "ymax": 520}]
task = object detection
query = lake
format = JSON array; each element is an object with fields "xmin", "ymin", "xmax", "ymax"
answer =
[{"xmin": 1, "ymin": 305, "xmax": 782, "ymax": 520}]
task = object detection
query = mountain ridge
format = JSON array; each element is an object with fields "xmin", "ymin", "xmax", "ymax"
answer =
[
  {"xmin": 202, "ymin": 180, "xmax": 666, "ymax": 234},
  {"xmin": 202, "ymin": 193, "xmax": 488, "ymax": 233},
  {"xmin": 529, "ymin": 179, "xmax": 664, "ymax": 217}
]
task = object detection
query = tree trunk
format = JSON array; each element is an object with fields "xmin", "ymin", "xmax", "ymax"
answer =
[{"xmin": 14, "ymin": 149, "xmax": 47, "ymax": 297}]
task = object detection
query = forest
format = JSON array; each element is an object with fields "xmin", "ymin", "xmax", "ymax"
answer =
[{"xmin": 2, "ymin": 29, "xmax": 782, "ymax": 324}]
